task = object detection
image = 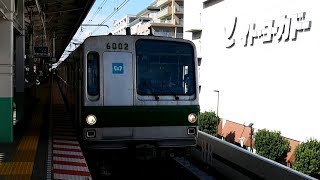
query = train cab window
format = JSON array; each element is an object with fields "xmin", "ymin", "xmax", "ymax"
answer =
[
  {"xmin": 87, "ymin": 52, "xmax": 100, "ymax": 96},
  {"xmin": 136, "ymin": 39, "xmax": 196, "ymax": 96}
]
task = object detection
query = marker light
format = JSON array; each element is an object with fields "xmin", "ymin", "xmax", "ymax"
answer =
[
  {"xmin": 188, "ymin": 113, "xmax": 197, "ymax": 123},
  {"xmin": 86, "ymin": 114, "xmax": 97, "ymax": 125}
]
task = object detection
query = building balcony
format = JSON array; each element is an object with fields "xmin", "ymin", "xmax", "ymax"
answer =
[
  {"xmin": 152, "ymin": 19, "xmax": 173, "ymax": 24},
  {"xmin": 154, "ymin": 31, "xmax": 183, "ymax": 39},
  {"xmin": 176, "ymin": 33, "xmax": 183, "ymax": 39},
  {"xmin": 175, "ymin": 6, "xmax": 184, "ymax": 13},
  {"xmin": 176, "ymin": 19, "xmax": 183, "ymax": 25},
  {"xmin": 157, "ymin": 6, "xmax": 172, "ymax": 19},
  {"xmin": 154, "ymin": 31, "xmax": 174, "ymax": 38},
  {"xmin": 156, "ymin": 0, "xmax": 172, "ymax": 8}
]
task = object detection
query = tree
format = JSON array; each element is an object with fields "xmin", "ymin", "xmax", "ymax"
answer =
[
  {"xmin": 293, "ymin": 139, "xmax": 320, "ymax": 178},
  {"xmin": 198, "ymin": 111, "xmax": 219, "ymax": 136},
  {"xmin": 254, "ymin": 129, "xmax": 290, "ymax": 164}
]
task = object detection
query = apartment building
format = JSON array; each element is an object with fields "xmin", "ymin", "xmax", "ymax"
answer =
[
  {"xmin": 113, "ymin": 0, "xmax": 184, "ymax": 38},
  {"xmin": 149, "ymin": 0, "xmax": 184, "ymax": 38},
  {"xmin": 111, "ymin": 15, "xmax": 137, "ymax": 35},
  {"xmin": 129, "ymin": 3, "xmax": 158, "ymax": 35}
]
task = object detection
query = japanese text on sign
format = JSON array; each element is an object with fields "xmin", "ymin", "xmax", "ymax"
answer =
[{"xmin": 225, "ymin": 12, "xmax": 312, "ymax": 48}]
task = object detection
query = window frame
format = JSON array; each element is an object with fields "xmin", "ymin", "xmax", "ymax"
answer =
[
  {"xmin": 135, "ymin": 39, "xmax": 196, "ymax": 96},
  {"xmin": 87, "ymin": 51, "xmax": 100, "ymax": 97}
]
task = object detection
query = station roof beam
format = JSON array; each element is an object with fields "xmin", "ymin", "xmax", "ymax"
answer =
[{"xmin": 24, "ymin": 0, "xmax": 95, "ymax": 59}]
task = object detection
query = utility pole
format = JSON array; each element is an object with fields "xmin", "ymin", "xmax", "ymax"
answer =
[
  {"xmin": 214, "ymin": 90, "xmax": 220, "ymax": 136},
  {"xmin": 248, "ymin": 123, "xmax": 254, "ymax": 152}
]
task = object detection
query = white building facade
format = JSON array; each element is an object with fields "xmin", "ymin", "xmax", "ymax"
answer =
[
  {"xmin": 129, "ymin": 5, "xmax": 158, "ymax": 35},
  {"xmin": 184, "ymin": 0, "xmax": 320, "ymax": 141},
  {"xmin": 111, "ymin": 15, "xmax": 137, "ymax": 35}
]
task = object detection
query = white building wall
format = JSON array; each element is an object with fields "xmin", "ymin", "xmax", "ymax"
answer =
[
  {"xmin": 130, "ymin": 21, "xmax": 150, "ymax": 35},
  {"xmin": 112, "ymin": 15, "xmax": 136, "ymax": 35},
  {"xmin": 131, "ymin": 23, "xmax": 138, "ymax": 34},
  {"xmin": 185, "ymin": 0, "xmax": 320, "ymax": 141},
  {"xmin": 184, "ymin": 0, "xmax": 202, "ymax": 35}
]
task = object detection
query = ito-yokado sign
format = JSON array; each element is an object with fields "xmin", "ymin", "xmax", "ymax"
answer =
[{"xmin": 225, "ymin": 12, "xmax": 312, "ymax": 48}]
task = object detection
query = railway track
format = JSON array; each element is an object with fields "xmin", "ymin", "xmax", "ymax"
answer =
[{"xmin": 83, "ymin": 149, "xmax": 211, "ymax": 180}]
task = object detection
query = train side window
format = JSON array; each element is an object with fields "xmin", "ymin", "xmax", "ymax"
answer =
[{"xmin": 87, "ymin": 52, "xmax": 100, "ymax": 96}]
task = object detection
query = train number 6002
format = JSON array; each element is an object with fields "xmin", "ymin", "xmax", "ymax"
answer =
[{"xmin": 106, "ymin": 43, "xmax": 128, "ymax": 50}]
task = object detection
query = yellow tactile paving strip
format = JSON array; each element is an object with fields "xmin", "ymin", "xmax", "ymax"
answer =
[
  {"xmin": 0, "ymin": 86, "xmax": 48, "ymax": 180},
  {"xmin": 0, "ymin": 162, "xmax": 34, "ymax": 175},
  {"xmin": 12, "ymin": 150, "xmax": 37, "ymax": 162},
  {"xmin": 16, "ymin": 136, "xmax": 39, "ymax": 151}
]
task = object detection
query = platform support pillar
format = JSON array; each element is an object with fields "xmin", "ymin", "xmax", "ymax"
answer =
[
  {"xmin": 15, "ymin": 0, "xmax": 25, "ymax": 125},
  {"xmin": 0, "ymin": 0, "xmax": 14, "ymax": 143}
]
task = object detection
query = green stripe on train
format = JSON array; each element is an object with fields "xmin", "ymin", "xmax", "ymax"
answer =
[
  {"xmin": 82, "ymin": 105, "xmax": 200, "ymax": 127},
  {"xmin": 0, "ymin": 97, "xmax": 13, "ymax": 142}
]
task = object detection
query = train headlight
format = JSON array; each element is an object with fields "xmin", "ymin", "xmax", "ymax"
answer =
[
  {"xmin": 86, "ymin": 114, "xmax": 97, "ymax": 125},
  {"xmin": 188, "ymin": 113, "xmax": 197, "ymax": 123}
]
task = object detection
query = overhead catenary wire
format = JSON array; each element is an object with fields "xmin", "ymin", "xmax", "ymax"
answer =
[
  {"xmin": 91, "ymin": 0, "xmax": 130, "ymax": 35},
  {"xmin": 75, "ymin": 0, "xmax": 109, "ymax": 40},
  {"xmin": 88, "ymin": 0, "xmax": 109, "ymax": 22},
  {"xmin": 63, "ymin": 0, "xmax": 130, "ymax": 61},
  {"xmin": 101, "ymin": 0, "xmax": 129, "ymax": 25}
]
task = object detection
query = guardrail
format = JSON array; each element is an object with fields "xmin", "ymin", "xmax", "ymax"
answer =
[{"xmin": 192, "ymin": 131, "xmax": 316, "ymax": 180}]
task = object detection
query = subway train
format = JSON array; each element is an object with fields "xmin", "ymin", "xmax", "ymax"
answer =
[{"xmin": 56, "ymin": 34, "xmax": 200, "ymax": 156}]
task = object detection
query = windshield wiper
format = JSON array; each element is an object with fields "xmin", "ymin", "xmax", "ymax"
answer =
[
  {"xmin": 165, "ymin": 86, "xmax": 179, "ymax": 100},
  {"xmin": 143, "ymin": 81, "xmax": 159, "ymax": 101}
]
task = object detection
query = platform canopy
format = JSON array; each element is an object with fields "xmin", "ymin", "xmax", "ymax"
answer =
[{"xmin": 24, "ymin": 0, "xmax": 95, "ymax": 60}]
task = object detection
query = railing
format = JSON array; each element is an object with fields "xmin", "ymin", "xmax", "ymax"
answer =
[
  {"xmin": 153, "ymin": 31, "xmax": 175, "ymax": 38},
  {"xmin": 175, "ymin": 6, "xmax": 184, "ymax": 13},
  {"xmin": 157, "ymin": 6, "xmax": 172, "ymax": 19},
  {"xmin": 153, "ymin": 32, "xmax": 183, "ymax": 39},
  {"xmin": 156, "ymin": 0, "xmax": 172, "ymax": 7},
  {"xmin": 152, "ymin": 19, "xmax": 172, "ymax": 24},
  {"xmin": 176, "ymin": 33, "xmax": 183, "ymax": 39},
  {"xmin": 177, "ymin": 19, "xmax": 183, "ymax": 25},
  {"xmin": 191, "ymin": 131, "xmax": 316, "ymax": 180}
]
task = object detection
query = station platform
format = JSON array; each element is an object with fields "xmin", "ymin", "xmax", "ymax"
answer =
[{"xmin": 0, "ymin": 78, "xmax": 92, "ymax": 180}]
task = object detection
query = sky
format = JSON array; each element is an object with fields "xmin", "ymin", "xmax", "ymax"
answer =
[{"xmin": 60, "ymin": 0, "xmax": 155, "ymax": 61}]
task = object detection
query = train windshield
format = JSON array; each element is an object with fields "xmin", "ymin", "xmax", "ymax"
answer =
[{"xmin": 136, "ymin": 39, "xmax": 195, "ymax": 96}]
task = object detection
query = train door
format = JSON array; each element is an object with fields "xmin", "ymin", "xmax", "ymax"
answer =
[{"xmin": 103, "ymin": 52, "xmax": 133, "ymax": 106}]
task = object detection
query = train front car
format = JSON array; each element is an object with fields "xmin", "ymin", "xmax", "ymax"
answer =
[{"xmin": 82, "ymin": 35, "xmax": 199, "ymax": 155}]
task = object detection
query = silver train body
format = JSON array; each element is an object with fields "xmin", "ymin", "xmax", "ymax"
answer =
[{"xmin": 57, "ymin": 35, "xmax": 200, "ymax": 150}]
